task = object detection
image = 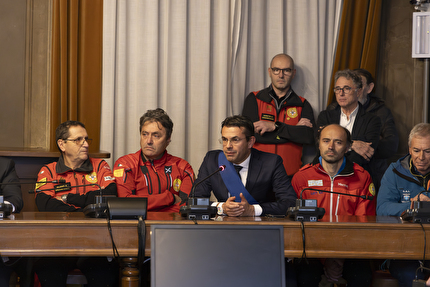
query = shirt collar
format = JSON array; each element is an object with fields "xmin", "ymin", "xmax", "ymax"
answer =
[
  {"xmin": 318, "ymin": 156, "xmax": 346, "ymax": 176},
  {"xmin": 235, "ymin": 153, "xmax": 251, "ymax": 170}
]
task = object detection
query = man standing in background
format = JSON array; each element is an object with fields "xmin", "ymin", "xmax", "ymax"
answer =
[{"xmin": 242, "ymin": 53, "xmax": 315, "ymax": 176}]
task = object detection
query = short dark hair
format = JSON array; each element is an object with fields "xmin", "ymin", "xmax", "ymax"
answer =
[
  {"xmin": 139, "ymin": 108, "xmax": 173, "ymax": 139},
  {"xmin": 221, "ymin": 115, "xmax": 255, "ymax": 139},
  {"xmin": 354, "ymin": 68, "xmax": 374, "ymax": 85},
  {"xmin": 317, "ymin": 124, "xmax": 352, "ymax": 146},
  {"xmin": 334, "ymin": 69, "xmax": 363, "ymax": 89},
  {"xmin": 55, "ymin": 120, "xmax": 86, "ymax": 152}
]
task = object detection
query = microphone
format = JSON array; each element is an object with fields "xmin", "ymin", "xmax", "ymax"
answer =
[
  {"xmin": 401, "ymin": 189, "xmax": 430, "ymax": 223},
  {"xmin": 190, "ymin": 165, "xmax": 225, "ymax": 199},
  {"xmin": 180, "ymin": 165, "xmax": 226, "ymax": 220},
  {"xmin": 288, "ymin": 187, "xmax": 374, "ymax": 222}
]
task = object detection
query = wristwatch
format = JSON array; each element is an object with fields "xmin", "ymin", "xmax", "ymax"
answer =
[
  {"xmin": 61, "ymin": 194, "xmax": 68, "ymax": 203},
  {"xmin": 274, "ymin": 122, "xmax": 280, "ymax": 131},
  {"xmin": 217, "ymin": 203, "xmax": 224, "ymax": 215}
]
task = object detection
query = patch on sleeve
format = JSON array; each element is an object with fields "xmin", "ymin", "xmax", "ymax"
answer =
[
  {"xmin": 307, "ymin": 180, "xmax": 323, "ymax": 187},
  {"xmin": 114, "ymin": 168, "xmax": 124, "ymax": 178},
  {"xmin": 173, "ymin": 178, "xmax": 182, "ymax": 192},
  {"xmin": 35, "ymin": 178, "xmax": 47, "ymax": 189},
  {"xmin": 369, "ymin": 183, "xmax": 376, "ymax": 196}
]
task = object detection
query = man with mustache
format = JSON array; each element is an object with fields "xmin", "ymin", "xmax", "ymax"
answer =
[
  {"xmin": 114, "ymin": 108, "xmax": 195, "ymax": 212},
  {"xmin": 292, "ymin": 124, "xmax": 376, "ymax": 287},
  {"xmin": 242, "ymin": 53, "xmax": 315, "ymax": 177},
  {"xmin": 34, "ymin": 120, "xmax": 118, "ymax": 287}
]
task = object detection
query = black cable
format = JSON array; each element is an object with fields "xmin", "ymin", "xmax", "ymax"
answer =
[
  {"xmin": 420, "ymin": 222, "xmax": 427, "ymax": 264},
  {"xmin": 106, "ymin": 209, "xmax": 120, "ymax": 260},
  {"xmin": 299, "ymin": 219, "xmax": 308, "ymax": 264},
  {"xmin": 137, "ymin": 216, "xmax": 146, "ymax": 287},
  {"xmin": 414, "ymin": 222, "xmax": 428, "ymax": 281}
]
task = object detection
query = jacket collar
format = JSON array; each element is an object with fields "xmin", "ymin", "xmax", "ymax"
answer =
[
  {"xmin": 55, "ymin": 154, "xmax": 93, "ymax": 174},
  {"xmin": 257, "ymin": 85, "xmax": 304, "ymax": 107},
  {"xmin": 140, "ymin": 150, "xmax": 168, "ymax": 167},
  {"xmin": 311, "ymin": 156, "xmax": 355, "ymax": 176}
]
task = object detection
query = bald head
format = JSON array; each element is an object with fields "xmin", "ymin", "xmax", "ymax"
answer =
[
  {"xmin": 270, "ymin": 54, "xmax": 295, "ymax": 69},
  {"xmin": 318, "ymin": 124, "xmax": 351, "ymax": 165}
]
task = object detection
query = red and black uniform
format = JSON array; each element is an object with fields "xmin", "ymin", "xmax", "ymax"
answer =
[
  {"xmin": 35, "ymin": 156, "xmax": 117, "ymax": 212},
  {"xmin": 113, "ymin": 150, "xmax": 195, "ymax": 212},
  {"xmin": 242, "ymin": 85, "xmax": 315, "ymax": 176},
  {"xmin": 292, "ymin": 157, "xmax": 376, "ymax": 216}
]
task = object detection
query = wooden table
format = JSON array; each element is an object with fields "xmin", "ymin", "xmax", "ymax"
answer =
[{"xmin": 0, "ymin": 212, "xmax": 427, "ymax": 286}]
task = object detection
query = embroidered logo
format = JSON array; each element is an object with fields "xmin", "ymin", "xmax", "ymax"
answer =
[
  {"xmin": 402, "ymin": 190, "xmax": 411, "ymax": 202},
  {"xmin": 104, "ymin": 176, "xmax": 114, "ymax": 181},
  {"xmin": 85, "ymin": 172, "xmax": 98, "ymax": 184},
  {"xmin": 35, "ymin": 177, "xmax": 47, "ymax": 189},
  {"xmin": 266, "ymin": 105, "xmax": 272, "ymax": 112},
  {"xmin": 338, "ymin": 182, "xmax": 348, "ymax": 188},
  {"xmin": 287, "ymin": 107, "xmax": 298, "ymax": 119},
  {"xmin": 368, "ymin": 183, "xmax": 376, "ymax": 196},
  {"xmin": 114, "ymin": 168, "xmax": 124, "ymax": 177},
  {"xmin": 165, "ymin": 166, "xmax": 172, "ymax": 174},
  {"xmin": 173, "ymin": 178, "xmax": 182, "ymax": 192},
  {"xmin": 307, "ymin": 180, "xmax": 323, "ymax": 187}
]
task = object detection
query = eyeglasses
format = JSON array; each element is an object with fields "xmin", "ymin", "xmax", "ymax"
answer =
[
  {"xmin": 333, "ymin": 86, "xmax": 358, "ymax": 95},
  {"xmin": 219, "ymin": 137, "xmax": 247, "ymax": 145},
  {"xmin": 64, "ymin": 137, "xmax": 92, "ymax": 145},
  {"xmin": 270, "ymin": 67, "xmax": 293, "ymax": 75}
]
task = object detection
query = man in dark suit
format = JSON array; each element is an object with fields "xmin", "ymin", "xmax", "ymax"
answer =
[
  {"xmin": 194, "ymin": 115, "xmax": 296, "ymax": 216},
  {"xmin": 0, "ymin": 157, "xmax": 28, "ymax": 287},
  {"xmin": 317, "ymin": 69, "xmax": 381, "ymax": 177}
]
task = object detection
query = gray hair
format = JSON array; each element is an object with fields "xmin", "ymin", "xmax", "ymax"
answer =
[
  {"xmin": 334, "ymin": 69, "xmax": 363, "ymax": 89},
  {"xmin": 408, "ymin": 123, "xmax": 430, "ymax": 147}
]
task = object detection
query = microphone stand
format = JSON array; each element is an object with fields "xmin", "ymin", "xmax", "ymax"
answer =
[
  {"xmin": 288, "ymin": 187, "xmax": 375, "ymax": 222},
  {"xmin": 180, "ymin": 165, "xmax": 226, "ymax": 220}
]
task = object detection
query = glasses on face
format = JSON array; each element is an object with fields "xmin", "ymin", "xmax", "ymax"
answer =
[
  {"xmin": 219, "ymin": 137, "xmax": 247, "ymax": 145},
  {"xmin": 64, "ymin": 137, "xmax": 92, "ymax": 145},
  {"xmin": 333, "ymin": 86, "xmax": 358, "ymax": 95},
  {"xmin": 270, "ymin": 67, "xmax": 293, "ymax": 75}
]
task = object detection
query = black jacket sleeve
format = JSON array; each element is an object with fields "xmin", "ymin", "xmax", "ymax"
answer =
[
  {"xmin": 0, "ymin": 158, "xmax": 23, "ymax": 213},
  {"xmin": 36, "ymin": 192, "xmax": 80, "ymax": 212},
  {"xmin": 242, "ymin": 93, "xmax": 315, "ymax": 145},
  {"xmin": 275, "ymin": 99, "xmax": 315, "ymax": 145},
  {"xmin": 67, "ymin": 182, "xmax": 117, "ymax": 208},
  {"xmin": 258, "ymin": 155, "xmax": 297, "ymax": 215},
  {"xmin": 374, "ymin": 107, "xmax": 399, "ymax": 159}
]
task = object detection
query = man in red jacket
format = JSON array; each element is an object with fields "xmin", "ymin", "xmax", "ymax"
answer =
[
  {"xmin": 242, "ymin": 53, "xmax": 315, "ymax": 176},
  {"xmin": 292, "ymin": 124, "xmax": 375, "ymax": 287},
  {"xmin": 34, "ymin": 120, "xmax": 118, "ymax": 287},
  {"xmin": 35, "ymin": 121, "xmax": 116, "ymax": 212},
  {"xmin": 113, "ymin": 108, "xmax": 195, "ymax": 212}
]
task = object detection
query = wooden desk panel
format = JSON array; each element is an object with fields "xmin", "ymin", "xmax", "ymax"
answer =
[{"xmin": 0, "ymin": 212, "xmax": 426, "ymax": 260}]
